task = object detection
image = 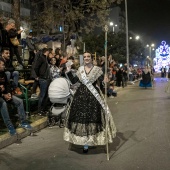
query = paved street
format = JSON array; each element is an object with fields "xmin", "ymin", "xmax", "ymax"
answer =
[{"xmin": 0, "ymin": 78, "xmax": 170, "ymax": 170}]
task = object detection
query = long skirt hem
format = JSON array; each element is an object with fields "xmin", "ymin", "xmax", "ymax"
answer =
[{"xmin": 64, "ymin": 127, "xmax": 116, "ymax": 146}]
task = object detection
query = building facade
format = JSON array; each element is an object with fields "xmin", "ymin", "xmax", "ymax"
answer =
[{"xmin": 0, "ymin": 0, "xmax": 30, "ymax": 18}]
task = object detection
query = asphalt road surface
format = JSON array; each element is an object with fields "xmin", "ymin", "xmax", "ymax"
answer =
[{"xmin": 0, "ymin": 78, "xmax": 170, "ymax": 170}]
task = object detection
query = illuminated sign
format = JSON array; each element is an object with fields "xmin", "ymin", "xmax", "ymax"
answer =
[{"xmin": 153, "ymin": 41, "xmax": 170, "ymax": 72}]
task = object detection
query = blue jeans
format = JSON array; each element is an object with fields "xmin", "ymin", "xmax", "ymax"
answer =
[
  {"xmin": 5, "ymin": 71, "xmax": 19, "ymax": 88},
  {"xmin": 107, "ymin": 89, "xmax": 117, "ymax": 97},
  {"xmin": 0, "ymin": 95, "xmax": 26, "ymax": 128},
  {"xmin": 38, "ymin": 79, "xmax": 50, "ymax": 112}
]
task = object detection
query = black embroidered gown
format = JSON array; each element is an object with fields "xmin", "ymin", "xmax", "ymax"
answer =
[{"xmin": 64, "ymin": 66, "xmax": 116, "ymax": 146}]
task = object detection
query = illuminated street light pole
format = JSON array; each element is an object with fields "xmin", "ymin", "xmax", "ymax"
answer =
[{"xmin": 125, "ymin": 0, "xmax": 129, "ymax": 78}]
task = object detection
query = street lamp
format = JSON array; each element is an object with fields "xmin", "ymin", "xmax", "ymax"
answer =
[
  {"xmin": 147, "ymin": 43, "xmax": 155, "ymax": 58},
  {"xmin": 135, "ymin": 35, "xmax": 140, "ymax": 40},
  {"xmin": 129, "ymin": 35, "xmax": 140, "ymax": 40},
  {"xmin": 109, "ymin": 22, "xmax": 117, "ymax": 33},
  {"xmin": 146, "ymin": 43, "xmax": 155, "ymax": 65}
]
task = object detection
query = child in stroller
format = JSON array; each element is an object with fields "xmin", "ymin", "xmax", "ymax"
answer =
[{"xmin": 48, "ymin": 70, "xmax": 79, "ymax": 127}]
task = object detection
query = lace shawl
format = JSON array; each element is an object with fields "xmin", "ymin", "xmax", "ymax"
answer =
[{"xmin": 76, "ymin": 65, "xmax": 103, "ymax": 84}]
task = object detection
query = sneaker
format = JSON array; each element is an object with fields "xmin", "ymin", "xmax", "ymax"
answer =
[
  {"xmin": 109, "ymin": 96, "xmax": 115, "ymax": 98},
  {"xmin": 16, "ymin": 64, "xmax": 23, "ymax": 70},
  {"xmin": 83, "ymin": 145, "xmax": 89, "ymax": 153},
  {"xmin": 31, "ymin": 93, "xmax": 39, "ymax": 99},
  {"xmin": 38, "ymin": 111, "xmax": 48, "ymax": 116},
  {"xmin": 20, "ymin": 121, "xmax": 32, "ymax": 130},
  {"xmin": 8, "ymin": 125, "xmax": 17, "ymax": 136}
]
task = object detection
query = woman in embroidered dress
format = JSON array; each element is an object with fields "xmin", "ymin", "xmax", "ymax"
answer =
[{"xmin": 64, "ymin": 52, "xmax": 116, "ymax": 153}]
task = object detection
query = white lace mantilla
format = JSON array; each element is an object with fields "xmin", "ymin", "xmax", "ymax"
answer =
[{"xmin": 76, "ymin": 66, "xmax": 103, "ymax": 84}]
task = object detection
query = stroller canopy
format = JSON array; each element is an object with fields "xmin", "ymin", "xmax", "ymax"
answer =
[{"xmin": 48, "ymin": 77, "xmax": 70, "ymax": 99}]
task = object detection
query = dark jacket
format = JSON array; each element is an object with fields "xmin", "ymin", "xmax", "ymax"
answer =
[
  {"xmin": 1, "ymin": 28, "xmax": 20, "ymax": 48},
  {"xmin": 34, "ymin": 54, "xmax": 50, "ymax": 79},
  {"xmin": 26, "ymin": 36, "xmax": 36, "ymax": 51},
  {"xmin": 0, "ymin": 22, "xmax": 3, "ymax": 46},
  {"xmin": 0, "ymin": 57, "xmax": 14, "ymax": 72},
  {"xmin": 30, "ymin": 50, "xmax": 43, "ymax": 79},
  {"xmin": 116, "ymin": 69, "xmax": 123, "ymax": 81},
  {"xmin": 0, "ymin": 29, "xmax": 10, "ymax": 48},
  {"xmin": 8, "ymin": 28, "xmax": 21, "ymax": 48},
  {"xmin": 0, "ymin": 70, "xmax": 11, "ymax": 97}
]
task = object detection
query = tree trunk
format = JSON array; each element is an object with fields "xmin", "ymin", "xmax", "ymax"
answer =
[{"xmin": 11, "ymin": 0, "xmax": 20, "ymax": 29}]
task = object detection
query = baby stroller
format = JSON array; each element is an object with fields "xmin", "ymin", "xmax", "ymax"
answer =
[
  {"xmin": 48, "ymin": 69, "xmax": 80, "ymax": 127},
  {"xmin": 48, "ymin": 77, "xmax": 73, "ymax": 127}
]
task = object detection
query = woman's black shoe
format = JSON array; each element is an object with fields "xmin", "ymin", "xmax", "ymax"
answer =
[{"xmin": 83, "ymin": 148, "xmax": 88, "ymax": 153}]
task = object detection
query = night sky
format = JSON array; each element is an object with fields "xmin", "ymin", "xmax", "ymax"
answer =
[{"xmin": 126, "ymin": 0, "xmax": 170, "ymax": 47}]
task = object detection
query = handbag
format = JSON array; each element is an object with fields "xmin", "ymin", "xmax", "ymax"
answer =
[{"xmin": 10, "ymin": 37, "xmax": 20, "ymax": 46}]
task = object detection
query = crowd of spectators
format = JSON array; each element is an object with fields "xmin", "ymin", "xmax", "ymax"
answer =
[
  {"xmin": 96, "ymin": 55, "xmax": 142, "ymax": 98},
  {"xmin": 0, "ymin": 17, "xmax": 144, "ymax": 137},
  {"xmin": 0, "ymin": 18, "xmax": 33, "ymax": 136}
]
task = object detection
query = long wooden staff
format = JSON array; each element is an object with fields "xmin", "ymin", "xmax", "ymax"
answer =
[{"xmin": 104, "ymin": 25, "xmax": 109, "ymax": 161}]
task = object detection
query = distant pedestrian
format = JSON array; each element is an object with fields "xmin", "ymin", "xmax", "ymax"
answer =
[{"xmin": 160, "ymin": 66, "xmax": 166, "ymax": 81}]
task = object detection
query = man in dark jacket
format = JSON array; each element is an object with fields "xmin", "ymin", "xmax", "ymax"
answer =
[
  {"xmin": 34, "ymin": 48, "xmax": 50, "ymax": 115},
  {"xmin": 0, "ymin": 59, "xmax": 32, "ymax": 136},
  {"xmin": 30, "ymin": 43, "xmax": 47, "ymax": 98}
]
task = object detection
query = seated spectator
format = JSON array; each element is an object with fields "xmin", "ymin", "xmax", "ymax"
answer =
[
  {"xmin": 0, "ymin": 47, "xmax": 22, "ymax": 95},
  {"xmin": 107, "ymin": 68, "xmax": 117, "ymax": 97},
  {"xmin": 0, "ymin": 59, "xmax": 32, "ymax": 135},
  {"xmin": 107, "ymin": 80, "xmax": 117, "ymax": 98}
]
